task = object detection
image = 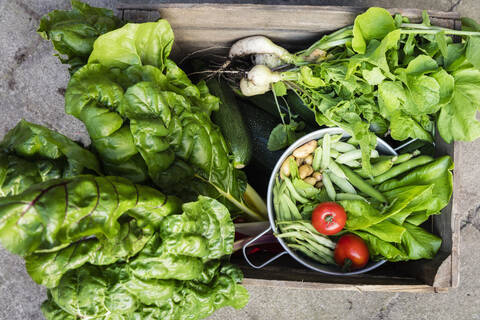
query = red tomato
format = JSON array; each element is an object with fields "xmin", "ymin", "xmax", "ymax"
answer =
[
  {"xmin": 311, "ymin": 202, "xmax": 346, "ymax": 235},
  {"xmin": 334, "ymin": 234, "xmax": 369, "ymax": 270}
]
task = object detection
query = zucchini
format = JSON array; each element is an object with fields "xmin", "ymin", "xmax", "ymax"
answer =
[
  {"xmin": 239, "ymin": 99, "xmax": 284, "ymax": 170},
  {"xmin": 243, "ymin": 91, "xmax": 317, "ymax": 129},
  {"xmin": 207, "ymin": 79, "xmax": 252, "ymax": 168}
]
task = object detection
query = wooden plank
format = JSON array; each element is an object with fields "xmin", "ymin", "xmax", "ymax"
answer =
[{"xmin": 241, "ymin": 278, "xmax": 444, "ymax": 293}]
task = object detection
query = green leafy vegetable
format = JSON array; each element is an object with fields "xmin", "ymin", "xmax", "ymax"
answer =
[
  {"xmin": 267, "ymin": 120, "xmax": 305, "ymax": 151},
  {"xmin": 37, "ymin": 0, "xmax": 123, "ymax": 73},
  {"xmin": 64, "ymin": 20, "xmax": 263, "ymax": 220},
  {"xmin": 340, "ymin": 156, "xmax": 453, "ymax": 262},
  {"xmin": 0, "ymin": 120, "xmax": 101, "ymax": 197},
  {"xmin": 0, "ymin": 174, "xmax": 181, "ymax": 261}
]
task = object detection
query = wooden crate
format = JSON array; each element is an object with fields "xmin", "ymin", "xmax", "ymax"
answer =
[{"xmin": 118, "ymin": 3, "xmax": 460, "ymax": 292}]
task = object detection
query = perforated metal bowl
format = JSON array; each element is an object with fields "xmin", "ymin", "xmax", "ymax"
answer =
[{"xmin": 243, "ymin": 127, "xmax": 397, "ymax": 275}]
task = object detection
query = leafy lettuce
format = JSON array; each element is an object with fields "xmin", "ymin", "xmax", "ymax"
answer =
[{"xmin": 340, "ymin": 156, "xmax": 452, "ymax": 261}]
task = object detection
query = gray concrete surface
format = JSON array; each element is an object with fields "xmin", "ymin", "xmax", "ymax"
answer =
[{"xmin": 0, "ymin": 0, "xmax": 479, "ymax": 319}]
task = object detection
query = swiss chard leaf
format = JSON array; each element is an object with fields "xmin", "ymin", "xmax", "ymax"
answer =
[
  {"xmin": 0, "ymin": 120, "xmax": 101, "ymax": 197},
  {"xmin": 37, "ymin": 0, "xmax": 123, "ymax": 73},
  {"xmin": 0, "ymin": 175, "xmax": 181, "ymax": 256}
]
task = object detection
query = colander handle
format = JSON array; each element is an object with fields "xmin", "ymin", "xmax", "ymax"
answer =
[{"xmin": 242, "ymin": 226, "xmax": 287, "ymax": 269}]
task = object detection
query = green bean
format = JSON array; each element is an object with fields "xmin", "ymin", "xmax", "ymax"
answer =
[
  {"xmin": 327, "ymin": 159, "xmax": 346, "ymax": 179},
  {"xmin": 335, "ymin": 193, "xmax": 369, "ymax": 202},
  {"xmin": 282, "ymin": 194, "xmax": 302, "ymax": 220},
  {"xmin": 322, "ymin": 172, "xmax": 336, "ymax": 201},
  {"xmin": 277, "ymin": 221, "xmax": 336, "ymax": 248},
  {"xmin": 371, "ymin": 155, "xmax": 434, "ymax": 185},
  {"xmin": 329, "ymin": 172, "xmax": 356, "ymax": 194},
  {"xmin": 339, "ymin": 164, "xmax": 387, "ymax": 203},
  {"xmin": 330, "ymin": 149, "xmax": 340, "ymax": 159},
  {"xmin": 354, "ymin": 158, "xmax": 394, "ymax": 178},
  {"xmin": 294, "ymin": 239, "xmax": 334, "ymax": 264},
  {"xmin": 312, "ymin": 146, "xmax": 322, "ymax": 171},
  {"xmin": 336, "ymin": 149, "xmax": 379, "ymax": 164},
  {"xmin": 288, "ymin": 243, "xmax": 328, "ymax": 264},
  {"xmin": 344, "ymin": 160, "xmax": 361, "ymax": 167},
  {"xmin": 273, "ymin": 180, "xmax": 281, "ymax": 216},
  {"xmin": 332, "ymin": 141, "xmax": 356, "ymax": 153},
  {"xmin": 278, "ymin": 196, "xmax": 292, "ymax": 221},
  {"xmin": 301, "ymin": 238, "xmax": 335, "ymax": 263},
  {"xmin": 321, "ymin": 133, "xmax": 331, "ymax": 170},
  {"xmin": 393, "ymin": 150, "xmax": 421, "ymax": 164},
  {"xmin": 284, "ymin": 177, "xmax": 309, "ymax": 203},
  {"xmin": 289, "ymin": 157, "xmax": 299, "ymax": 179}
]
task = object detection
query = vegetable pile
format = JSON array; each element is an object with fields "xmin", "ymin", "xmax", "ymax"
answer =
[
  {"xmin": 0, "ymin": 121, "xmax": 248, "ymax": 319},
  {"xmin": 273, "ymin": 133, "xmax": 452, "ymax": 267},
  {"xmin": 0, "ymin": 1, "xmax": 473, "ymax": 316},
  {"xmin": 232, "ymin": 7, "xmax": 480, "ymax": 176},
  {"xmin": 0, "ymin": 1, "xmax": 258, "ymax": 319}
]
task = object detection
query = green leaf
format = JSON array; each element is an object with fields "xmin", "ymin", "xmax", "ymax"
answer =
[
  {"xmin": 435, "ymin": 31, "xmax": 448, "ymax": 58},
  {"xmin": 37, "ymin": 0, "xmax": 123, "ymax": 73},
  {"xmin": 379, "ymin": 156, "xmax": 454, "ymax": 225},
  {"xmin": 25, "ymin": 220, "xmax": 154, "ymax": 288},
  {"xmin": 352, "ymin": 230, "xmax": 407, "ymax": 261},
  {"xmin": 0, "ymin": 120, "xmax": 102, "ymax": 197},
  {"xmin": 299, "ymin": 66, "xmax": 325, "ymax": 87},
  {"xmin": 400, "ymin": 222, "xmax": 442, "ymax": 260},
  {"xmin": 0, "ymin": 175, "xmax": 181, "ymax": 256},
  {"xmin": 422, "ymin": 10, "xmax": 431, "ymax": 26},
  {"xmin": 438, "ymin": 68, "xmax": 480, "ymax": 143},
  {"xmin": 352, "ymin": 7, "xmax": 396, "ymax": 54},
  {"xmin": 432, "ymin": 69, "xmax": 455, "ymax": 105},
  {"xmin": 466, "ymin": 36, "xmax": 480, "ymax": 69},
  {"xmin": 88, "ymin": 20, "xmax": 174, "ymax": 70},
  {"xmin": 405, "ymin": 55, "xmax": 438, "ymax": 76},
  {"xmin": 362, "ymin": 67, "xmax": 385, "ymax": 85},
  {"xmin": 267, "ymin": 121, "xmax": 305, "ymax": 151},
  {"xmin": 272, "ymin": 81, "xmax": 287, "ymax": 96}
]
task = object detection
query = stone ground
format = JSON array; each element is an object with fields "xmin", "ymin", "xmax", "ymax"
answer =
[{"xmin": 0, "ymin": 0, "xmax": 479, "ymax": 319}]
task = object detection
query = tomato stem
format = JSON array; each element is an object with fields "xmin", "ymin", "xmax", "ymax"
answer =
[
  {"xmin": 342, "ymin": 258, "xmax": 353, "ymax": 272},
  {"xmin": 325, "ymin": 214, "xmax": 334, "ymax": 223}
]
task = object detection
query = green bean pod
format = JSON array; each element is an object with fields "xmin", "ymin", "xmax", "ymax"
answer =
[
  {"xmin": 393, "ymin": 150, "xmax": 421, "ymax": 164},
  {"xmin": 329, "ymin": 172, "xmax": 356, "ymax": 194},
  {"xmin": 312, "ymin": 146, "xmax": 322, "ymax": 171},
  {"xmin": 354, "ymin": 158, "xmax": 395, "ymax": 178},
  {"xmin": 339, "ymin": 164, "xmax": 387, "ymax": 203},
  {"xmin": 335, "ymin": 193, "xmax": 369, "ymax": 202},
  {"xmin": 321, "ymin": 134, "xmax": 331, "ymax": 170},
  {"xmin": 322, "ymin": 172, "xmax": 336, "ymax": 201},
  {"xmin": 284, "ymin": 177, "xmax": 309, "ymax": 203},
  {"xmin": 371, "ymin": 155, "xmax": 434, "ymax": 185}
]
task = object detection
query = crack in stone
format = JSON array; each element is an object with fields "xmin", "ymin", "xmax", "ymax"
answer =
[
  {"xmin": 13, "ymin": 0, "xmax": 41, "ymax": 20},
  {"xmin": 373, "ymin": 293, "xmax": 400, "ymax": 320},
  {"xmin": 449, "ymin": 0, "xmax": 463, "ymax": 11},
  {"xmin": 460, "ymin": 205, "xmax": 480, "ymax": 232}
]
